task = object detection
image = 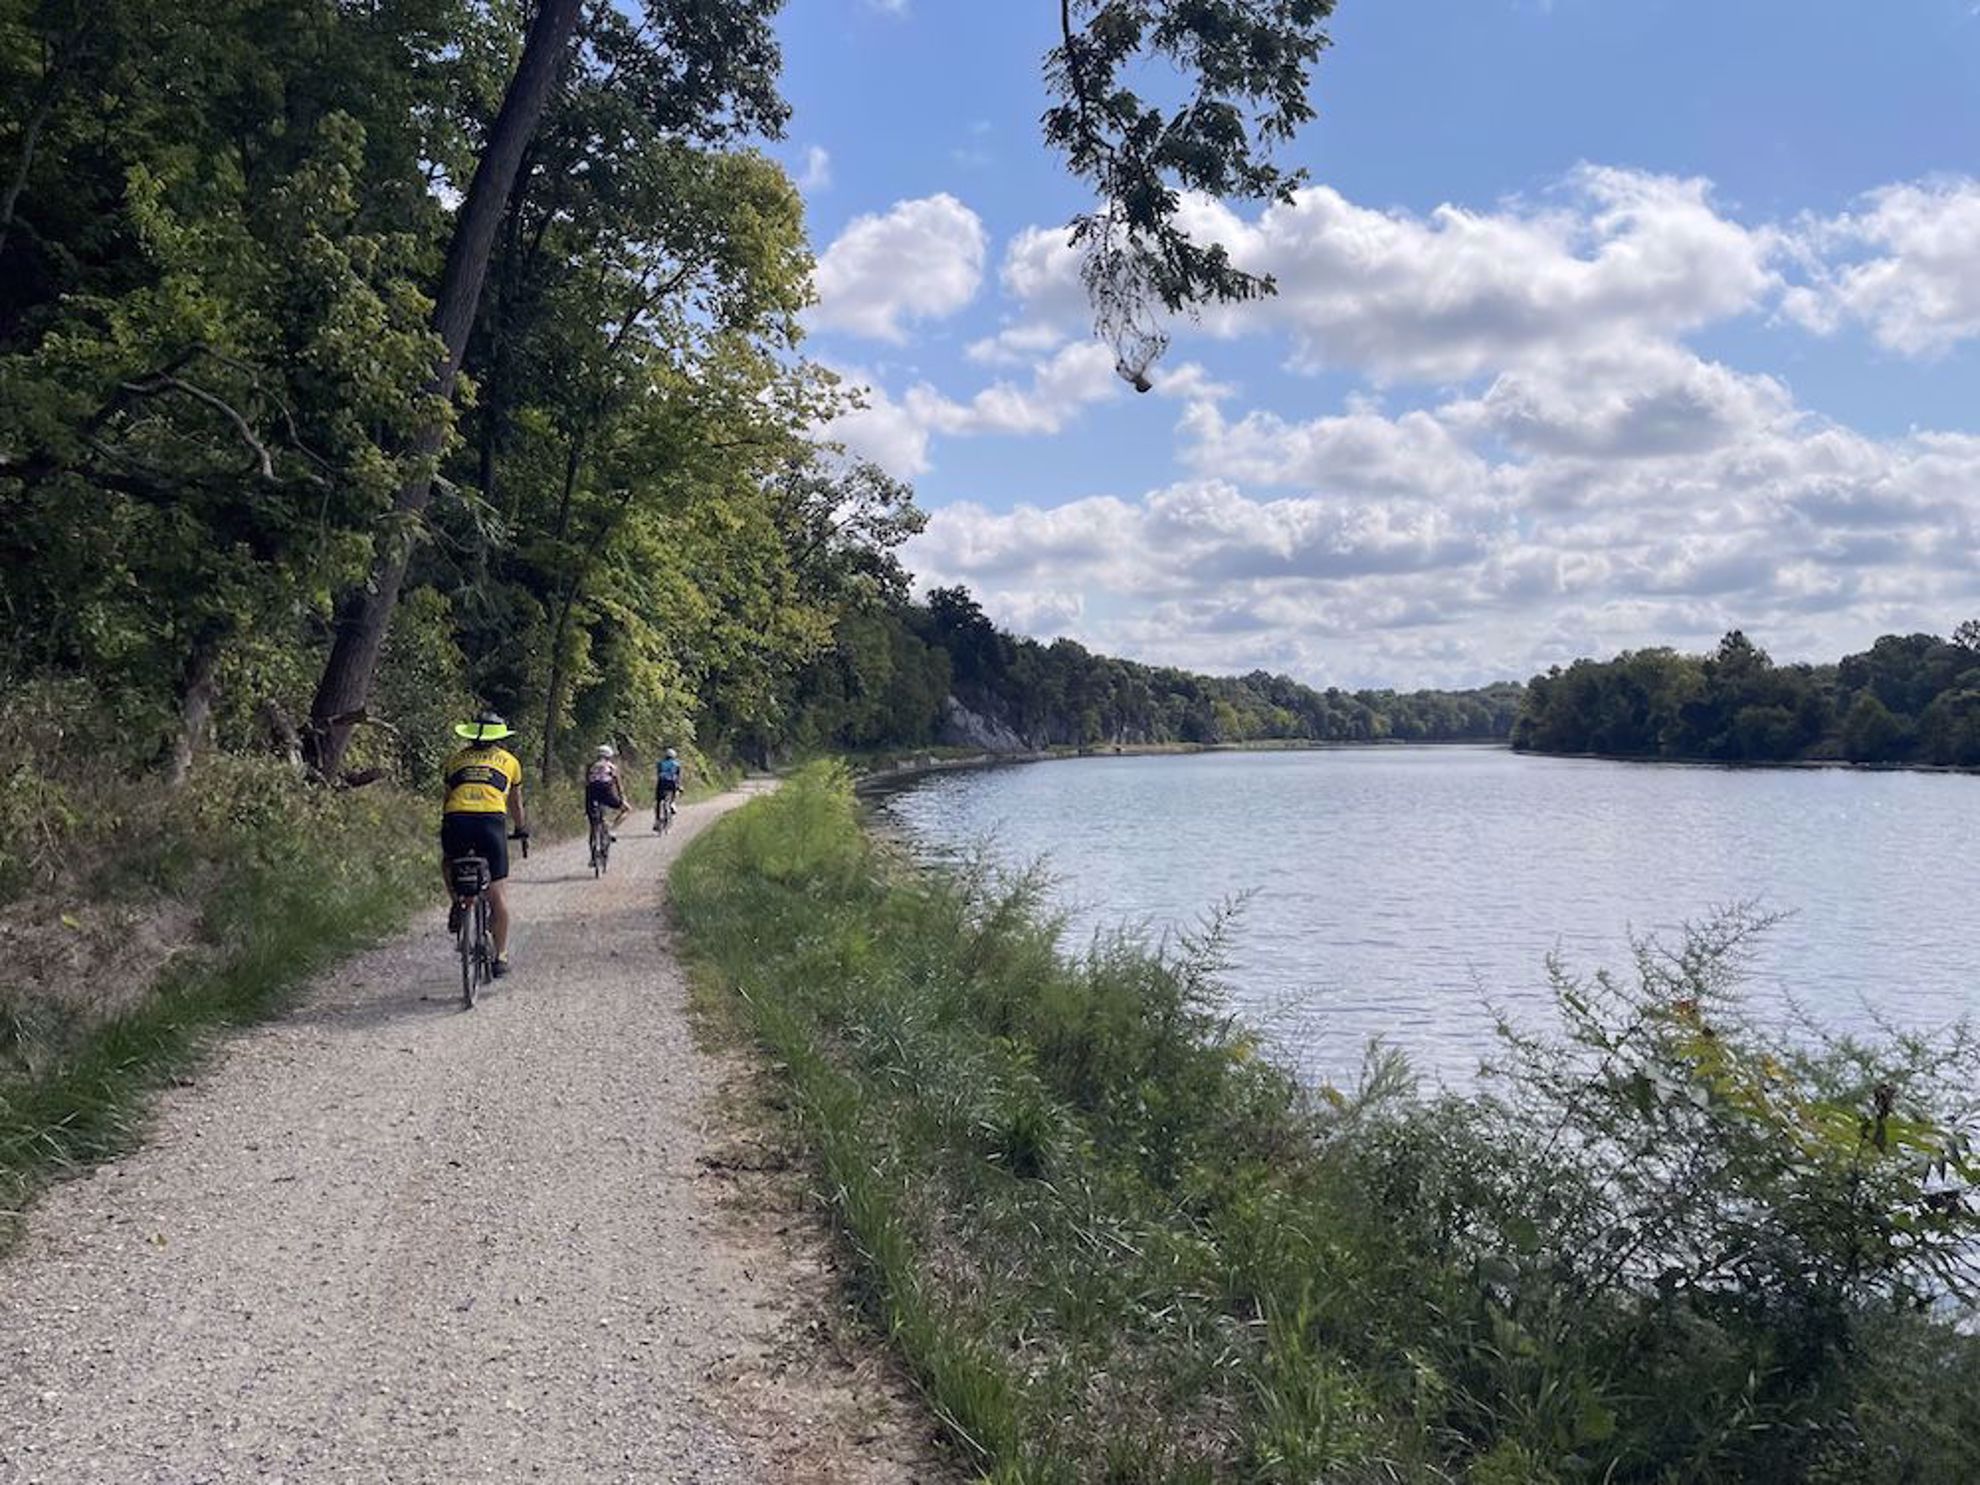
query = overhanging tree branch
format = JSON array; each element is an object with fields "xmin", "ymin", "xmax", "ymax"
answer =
[{"xmin": 118, "ymin": 374, "xmax": 275, "ymax": 479}]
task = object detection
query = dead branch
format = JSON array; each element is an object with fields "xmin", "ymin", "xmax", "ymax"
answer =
[{"xmin": 118, "ymin": 374, "xmax": 275, "ymax": 479}]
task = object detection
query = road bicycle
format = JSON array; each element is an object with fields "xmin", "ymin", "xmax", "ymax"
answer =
[
  {"xmin": 448, "ymin": 832, "xmax": 527, "ymax": 1009},
  {"xmin": 588, "ymin": 807, "xmax": 613, "ymax": 876},
  {"xmin": 654, "ymin": 787, "xmax": 678, "ymax": 833}
]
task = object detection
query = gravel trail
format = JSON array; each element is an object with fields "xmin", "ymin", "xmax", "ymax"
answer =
[{"xmin": 0, "ymin": 782, "xmax": 909, "ymax": 1484}]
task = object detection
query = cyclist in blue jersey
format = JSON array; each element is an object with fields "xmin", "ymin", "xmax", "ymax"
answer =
[{"xmin": 653, "ymin": 748, "xmax": 683, "ymax": 830}]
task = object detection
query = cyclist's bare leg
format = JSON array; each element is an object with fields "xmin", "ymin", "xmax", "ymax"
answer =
[{"xmin": 488, "ymin": 880, "xmax": 511, "ymax": 959}]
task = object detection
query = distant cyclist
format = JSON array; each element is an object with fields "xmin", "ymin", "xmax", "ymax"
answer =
[
  {"xmin": 653, "ymin": 747, "xmax": 683, "ymax": 830},
  {"xmin": 585, "ymin": 743, "xmax": 629, "ymax": 838},
  {"xmin": 441, "ymin": 711, "xmax": 528, "ymax": 978}
]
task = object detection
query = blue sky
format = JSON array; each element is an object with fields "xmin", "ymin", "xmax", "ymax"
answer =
[{"xmin": 772, "ymin": 0, "xmax": 1980, "ymax": 687}]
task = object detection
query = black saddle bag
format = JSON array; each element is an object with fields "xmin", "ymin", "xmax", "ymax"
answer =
[{"xmin": 448, "ymin": 855, "xmax": 491, "ymax": 896}]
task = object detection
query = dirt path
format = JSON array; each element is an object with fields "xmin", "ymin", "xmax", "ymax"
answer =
[{"xmin": 0, "ymin": 784, "xmax": 942, "ymax": 1484}]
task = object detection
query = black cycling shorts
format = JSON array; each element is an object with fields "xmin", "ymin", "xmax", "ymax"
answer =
[
  {"xmin": 656, "ymin": 776, "xmax": 681, "ymax": 798},
  {"xmin": 441, "ymin": 811, "xmax": 510, "ymax": 882},
  {"xmin": 585, "ymin": 780, "xmax": 625, "ymax": 818}
]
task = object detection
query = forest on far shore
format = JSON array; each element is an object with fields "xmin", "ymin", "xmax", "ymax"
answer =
[
  {"xmin": 780, "ymin": 586, "xmax": 1526, "ymax": 758},
  {"xmin": 1513, "ymin": 625, "xmax": 1980, "ymax": 766}
]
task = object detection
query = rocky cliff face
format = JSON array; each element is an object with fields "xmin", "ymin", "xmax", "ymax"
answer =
[{"xmin": 936, "ymin": 695, "xmax": 1030, "ymax": 753}]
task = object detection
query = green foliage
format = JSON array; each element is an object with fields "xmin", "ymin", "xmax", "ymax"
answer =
[
  {"xmin": 0, "ymin": 0, "xmax": 896, "ymax": 789},
  {"xmin": 0, "ymin": 0, "xmax": 1350, "ymax": 797},
  {"xmin": 412, "ymin": 4, "xmax": 870, "ymax": 780},
  {"xmin": 1044, "ymin": 0, "xmax": 1336, "ymax": 378},
  {"xmin": 1841, "ymin": 692, "xmax": 1904, "ymax": 763},
  {"xmin": 677, "ymin": 770, "xmax": 1980, "ymax": 1482},
  {"xmin": 0, "ymin": 0, "xmax": 453, "ymax": 739},
  {"xmin": 362, "ymin": 586, "xmax": 477, "ymax": 788},
  {"xmin": 1515, "ymin": 624, "xmax": 1980, "ymax": 766},
  {"xmin": 784, "ymin": 585, "xmax": 1523, "ymax": 754}
]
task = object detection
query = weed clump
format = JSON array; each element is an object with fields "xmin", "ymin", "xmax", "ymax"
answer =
[{"xmin": 674, "ymin": 763, "xmax": 1980, "ymax": 1483}]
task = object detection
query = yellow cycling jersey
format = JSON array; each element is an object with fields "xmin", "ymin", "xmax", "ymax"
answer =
[{"xmin": 441, "ymin": 744, "xmax": 522, "ymax": 815}]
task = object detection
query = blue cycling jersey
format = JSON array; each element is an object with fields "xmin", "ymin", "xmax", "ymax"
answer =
[{"xmin": 657, "ymin": 759, "xmax": 681, "ymax": 784}]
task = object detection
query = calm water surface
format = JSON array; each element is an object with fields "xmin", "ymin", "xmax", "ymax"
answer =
[{"xmin": 873, "ymin": 747, "xmax": 1980, "ymax": 1083}]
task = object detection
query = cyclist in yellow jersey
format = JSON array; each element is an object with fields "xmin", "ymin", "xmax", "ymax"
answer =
[{"xmin": 440, "ymin": 711, "xmax": 529, "ymax": 976}]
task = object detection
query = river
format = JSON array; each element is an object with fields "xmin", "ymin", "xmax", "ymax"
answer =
[{"xmin": 870, "ymin": 746, "xmax": 1980, "ymax": 1085}]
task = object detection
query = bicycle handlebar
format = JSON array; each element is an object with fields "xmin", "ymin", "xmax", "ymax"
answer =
[{"xmin": 510, "ymin": 829, "xmax": 530, "ymax": 858}]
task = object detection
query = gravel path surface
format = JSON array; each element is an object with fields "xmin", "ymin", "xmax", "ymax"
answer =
[{"xmin": 0, "ymin": 782, "xmax": 912, "ymax": 1484}]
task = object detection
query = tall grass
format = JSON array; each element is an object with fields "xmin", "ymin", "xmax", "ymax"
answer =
[{"xmin": 673, "ymin": 763, "xmax": 1980, "ymax": 1483}]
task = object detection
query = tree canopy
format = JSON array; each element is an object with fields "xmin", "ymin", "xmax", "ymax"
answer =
[
  {"xmin": 1512, "ymin": 626, "xmax": 1980, "ymax": 767},
  {"xmin": 0, "ymin": 0, "xmax": 1343, "ymax": 789}
]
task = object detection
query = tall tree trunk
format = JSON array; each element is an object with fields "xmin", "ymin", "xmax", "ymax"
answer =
[
  {"xmin": 305, "ymin": 0, "xmax": 584, "ymax": 777},
  {"xmin": 165, "ymin": 639, "xmax": 223, "ymax": 791}
]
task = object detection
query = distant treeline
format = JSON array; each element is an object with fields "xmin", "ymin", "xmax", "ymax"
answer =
[
  {"xmin": 781, "ymin": 586, "xmax": 1525, "ymax": 754},
  {"xmin": 1514, "ymin": 625, "xmax": 1980, "ymax": 765}
]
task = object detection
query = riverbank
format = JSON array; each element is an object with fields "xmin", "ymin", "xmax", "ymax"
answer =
[
  {"xmin": 674, "ymin": 764, "xmax": 1980, "ymax": 1482},
  {"xmin": 1514, "ymin": 744, "xmax": 1980, "ymax": 775}
]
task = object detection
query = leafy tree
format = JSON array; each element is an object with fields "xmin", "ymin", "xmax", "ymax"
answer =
[
  {"xmin": 306, "ymin": 0, "xmax": 791, "ymax": 774},
  {"xmin": 1840, "ymin": 693, "xmax": 1903, "ymax": 763},
  {"xmin": 1918, "ymin": 689, "xmax": 1980, "ymax": 767},
  {"xmin": 1515, "ymin": 625, "xmax": 1980, "ymax": 767},
  {"xmin": 782, "ymin": 585, "xmax": 1520, "ymax": 755},
  {"xmin": 1045, "ymin": 0, "xmax": 1336, "ymax": 383},
  {"xmin": 0, "ymin": 0, "xmax": 453, "ymax": 777}
]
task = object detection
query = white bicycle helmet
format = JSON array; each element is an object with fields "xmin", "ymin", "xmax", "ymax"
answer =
[{"xmin": 595, "ymin": 743, "xmax": 616, "ymax": 759}]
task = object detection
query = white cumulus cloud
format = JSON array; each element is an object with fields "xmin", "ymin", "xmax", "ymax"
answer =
[
  {"xmin": 815, "ymin": 366, "xmax": 932, "ymax": 478},
  {"xmin": 1784, "ymin": 178, "xmax": 1980, "ymax": 355},
  {"xmin": 820, "ymin": 165, "xmax": 1980, "ymax": 684},
  {"xmin": 811, "ymin": 194, "xmax": 986, "ymax": 342},
  {"xmin": 906, "ymin": 341, "xmax": 1121, "ymax": 438},
  {"xmin": 1181, "ymin": 398, "xmax": 1488, "ymax": 497},
  {"xmin": 904, "ymin": 371, "xmax": 1980, "ymax": 687},
  {"xmin": 1000, "ymin": 168, "xmax": 1778, "ymax": 385}
]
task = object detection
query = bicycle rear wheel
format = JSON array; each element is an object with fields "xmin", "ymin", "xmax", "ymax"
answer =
[
  {"xmin": 480, "ymin": 898, "xmax": 494, "ymax": 978},
  {"xmin": 458, "ymin": 905, "xmax": 476, "ymax": 1009}
]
